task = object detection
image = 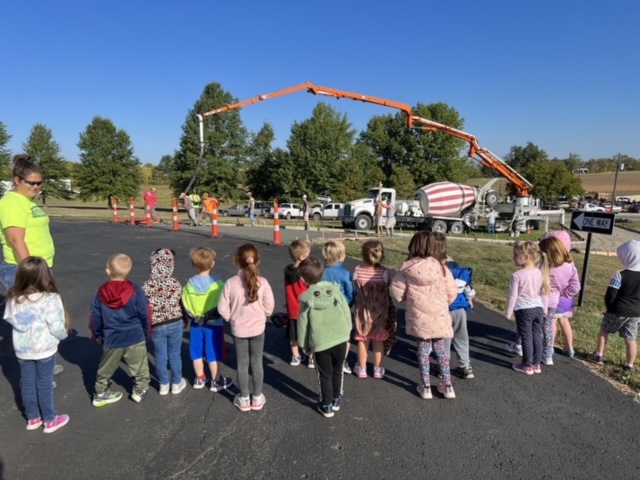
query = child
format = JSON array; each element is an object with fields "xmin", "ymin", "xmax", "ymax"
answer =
[
  {"xmin": 142, "ymin": 248, "xmax": 186, "ymax": 395},
  {"xmin": 182, "ymin": 247, "xmax": 233, "ymax": 392},
  {"xmin": 4, "ymin": 256, "xmax": 70, "ymax": 432},
  {"xmin": 322, "ymin": 240, "xmax": 354, "ymax": 374},
  {"xmin": 90, "ymin": 253, "xmax": 151, "ymax": 405},
  {"xmin": 284, "ymin": 240, "xmax": 311, "ymax": 367},
  {"xmin": 505, "ymin": 241, "xmax": 550, "ymax": 375},
  {"xmin": 353, "ymin": 240, "xmax": 395, "ymax": 379},
  {"xmin": 539, "ymin": 231, "xmax": 580, "ymax": 365},
  {"xmin": 433, "ymin": 232, "xmax": 476, "ymax": 379},
  {"xmin": 218, "ymin": 244, "xmax": 274, "ymax": 412},
  {"xmin": 590, "ymin": 240, "xmax": 640, "ymax": 371},
  {"xmin": 390, "ymin": 232, "xmax": 458, "ymax": 399},
  {"xmin": 298, "ymin": 257, "xmax": 352, "ymax": 418}
]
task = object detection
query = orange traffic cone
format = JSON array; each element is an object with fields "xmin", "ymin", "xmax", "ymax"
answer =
[
  {"xmin": 172, "ymin": 198, "xmax": 180, "ymax": 231},
  {"xmin": 211, "ymin": 198, "xmax": 219, "ymax": 238},
  {"xmin": 273, "ymin": 200, "xmax": 282, "ymax": 245}
]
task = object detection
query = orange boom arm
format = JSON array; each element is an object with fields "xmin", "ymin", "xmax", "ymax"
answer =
[{"xmin": 197, "ymin": 82, "xmax": 531, "ymax": 197}]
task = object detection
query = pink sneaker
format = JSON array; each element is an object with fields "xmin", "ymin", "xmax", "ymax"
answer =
[
  {"xmin": 43, "ymin": 414, "xmax": 69, "ymax": 433},
  {"xmin": 26, "ymin": 417, "xmax": 43, "ymax": 430},
  {"xmin": 251, "ymin": 394, "xmax": 266, "ymax": 411},
  {"xmin": 353, "ymin": 364, "xmax": 367, "ymax": 379},
  {"xmin": 532, "ymin": 364, "xmax": 542, "ymax": 374},
  {"xmin": 373, "ymin": 367, "xmax": 385, "ymax": 379},
  {"xmin": 512, "ymin": 363, "xmax": 534, "ymax": 375}
]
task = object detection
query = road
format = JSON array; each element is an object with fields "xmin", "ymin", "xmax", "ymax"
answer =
[{"xmin": 1, "ymin": 220, "xmax": 640, "ymax": 480}]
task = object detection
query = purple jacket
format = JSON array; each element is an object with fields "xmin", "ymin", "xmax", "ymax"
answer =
[{"xmin": 548, "ymin": 262, "xmax": 580, "ymax": 309}]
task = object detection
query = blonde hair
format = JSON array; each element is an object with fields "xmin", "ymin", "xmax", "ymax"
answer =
[
  {"xmin": 539, "ymin": 236, "xmax": 573, "ymax": 268},
  {"xmin": 289, "ymin": 240, "xmax": 311, "ymax": 262},
  {"xmin": 513, "ymin": 241, "xmax": 551, "ymax": 294},
  {"xmin": 322, "ymin": 240, "xmax": 345, "ymax": 267},
  {"xmin": 107, "ymin": 254, "xmax": 132, "ymax": 279},
  {"xmin": 234, "ymin": 244, "xmax": 261, "ymax": 303},
  {"xmin": 190, "ymin": 247, "xmax": 216, "ymax": 272},
  {"xmin": 361, "ymin": 240, "xmax": 384, "ymax": 267}
]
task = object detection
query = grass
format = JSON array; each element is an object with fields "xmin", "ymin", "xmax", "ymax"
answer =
[{"xmin": 335, "ymin": 235, "xmax": 640, "ymax": 392}]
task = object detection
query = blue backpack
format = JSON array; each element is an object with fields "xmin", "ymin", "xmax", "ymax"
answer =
[{"xmin": 446, "ymin": 261, "xmax": 473, "ymax": 311}]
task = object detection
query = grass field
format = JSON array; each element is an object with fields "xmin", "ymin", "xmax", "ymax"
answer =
[
  {"xmin": 468, "ymin": 170, "xmax": 640, "ymax": 197},
  {"xmin": 336, "ymin": 236, "xmax": 640, "ymax": 391}
]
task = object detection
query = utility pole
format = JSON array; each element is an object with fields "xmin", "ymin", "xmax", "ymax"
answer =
[{"xmin": 611, "ymin": 153, "xmax": 623, "ymax": 204}]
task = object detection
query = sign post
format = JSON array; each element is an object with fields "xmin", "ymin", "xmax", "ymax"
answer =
[{"xmin": 571, "ymin": 211, "xmax": 615, "ymax": 306}]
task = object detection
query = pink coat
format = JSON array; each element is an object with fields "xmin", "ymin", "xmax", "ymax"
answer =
[
  {"xmin": 218, "ymin": 273, "xmax": 275, "ymax": 338},
  {"xmin": 390, "ymin": 257, "xmax": 457, "ymax": 340}
]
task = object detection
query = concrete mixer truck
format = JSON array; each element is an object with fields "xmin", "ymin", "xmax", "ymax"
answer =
[{"xmin": 341, "ymin": 178, "xmax": 552, "ymax": 234}]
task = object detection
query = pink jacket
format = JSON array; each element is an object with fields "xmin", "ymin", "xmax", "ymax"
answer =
[
  {"xmin": 390, "ymin": 257, "xmax": 457, "ymax": 340},
  {"xmin": 218, "ymin": 273, "xmax": 275, "ymax": 338}
]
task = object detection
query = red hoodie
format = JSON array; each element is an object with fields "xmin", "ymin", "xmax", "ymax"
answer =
[{"xmin": 284, "ymin": 264, "xmax": 308, "ymax": 320}]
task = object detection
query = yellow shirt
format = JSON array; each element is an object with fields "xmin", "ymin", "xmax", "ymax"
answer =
[{"xmin": 0, "ymin": 192, "xmax": 55, "ymax": 267}]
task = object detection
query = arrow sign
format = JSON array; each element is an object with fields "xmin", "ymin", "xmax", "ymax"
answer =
[
  {"xmin": 317, "ymin": 195, "xmax": 333, "ymax": 203},
  {"xmin": 571, "ymin": 211, "xmax": 615, "ymax": 235}
]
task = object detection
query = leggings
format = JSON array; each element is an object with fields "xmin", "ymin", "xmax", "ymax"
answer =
[
  {"xmin": 542, "ymin": 308, "xmax": 556, "ymax": 359},
  {"xmin": 417, "ymin": 338, "xmax": 451, "ymax": 385},
  {"xmin": 515, "ymin": 307, "xmax": 544, "ymax": 366},
  {"xmin": 233, "ymin": 333, "xmax": 265, "ymax": 397}
]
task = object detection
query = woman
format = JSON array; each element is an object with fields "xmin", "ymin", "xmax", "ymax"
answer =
[{"xmin": 0, "ymin": 155, "xmax": 55, "ymax": 291}]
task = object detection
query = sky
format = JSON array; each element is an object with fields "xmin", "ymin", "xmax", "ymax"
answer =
[{"xmin": 2, "ymin": 1, "xmax": 639, "ymax": 166}]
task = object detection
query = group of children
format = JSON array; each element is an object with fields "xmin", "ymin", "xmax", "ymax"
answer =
[{"xmin": 4, "ymin": 229, "xmax": 640, "ymax": 430}]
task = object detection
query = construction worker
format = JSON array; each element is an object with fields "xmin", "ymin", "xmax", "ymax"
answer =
[
  {"xmin": 180, "ymin": 192, "xmax": 198, "ymax": 226},
  {"xmin": 189, "ymin": 190, "xmax": 202, "ymax": 223}
]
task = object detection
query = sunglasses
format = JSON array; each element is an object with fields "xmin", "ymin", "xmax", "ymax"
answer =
[{"xmin": 22, "ymin": 178, "xmax": 43, "ymax": 187}]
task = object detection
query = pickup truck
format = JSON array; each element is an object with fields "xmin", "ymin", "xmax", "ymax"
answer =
[
  {"xmin": 267, "ymin": 203, "xmax": 302, "ymax": 219},
  {"xmin": 578, "ymin": 203, "xmax": 605, "ymax": 213}
]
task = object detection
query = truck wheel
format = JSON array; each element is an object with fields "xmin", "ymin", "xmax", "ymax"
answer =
[
  {"xmin": 286, "ymin": 212, "xmax": 291, "ymax": 220},
  {"xmin": 485, "ymin": 190, "xmax": 499, "ymax": 207},
  {"xmin": 341, "ymin": 220, "xmax": 348, "ymax": 228},
  {"xmin": 355, "ymin": 214, "xmax": 372, "ymax": 230},
  {"xmin": 449, "ymin": 221, "xmax": 464, "ymax": 234},
  {"xmin": 432, "ymin": 220, "xmax": 447, "ymax": 233},
  {"xmin": 530, "ymin": 220, "xmax": 540, "ymax": 231},
  {"xmin": 223, "ymin": 211, "xmax": 229, "ymax": 217},
  {"xmin": 314, "ymin": 213, "xmax": 322, "ymax": 221}
]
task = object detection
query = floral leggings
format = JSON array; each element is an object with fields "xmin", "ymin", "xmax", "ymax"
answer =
[
  {"xmin": 417, "ymin": 338, "xmax": 451, "ymax": 386},
  {"xmin": 542, "ymin": 308, "xmax": 556, "ymax": 360}
]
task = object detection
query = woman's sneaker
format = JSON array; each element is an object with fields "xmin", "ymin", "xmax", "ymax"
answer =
[
  {"xmin": 93, "ymin": 390, "xmax": 123, "ymax": 407},
  {"xmin": 159, "ymin": 384, "xmax": 170, "ymax": 396},
  {"xmin": 416, "ymin": 384, "xmax": 432, "ymax": 400},
  {"xmin": 251, "ymin": 394, "xmax": 266, "ymax": 411},
  {"xmin": 233, "ymin": 394, "xmax": 251, "ymax": 412},
  {"xmin": 512, "ymin": 363, "xmax": 534, "ymax": 375},
  {"xmin": 26, "ymin": 417, "xmax": 43, "ymax": 430},
  {"xmin": 437, "ymin": 383, "xmax": 456, "ymax": 399},
  {"xmin": 317, "ymin": 403, "xmax": 334, "ymax": 418},
  {"xmin": 353, "ymin": 364, "xmax": 367, "ymax": 379},
  {"xmin": 171, "ymin": 378, "xmax": 187, "ymax": 395},
  {"xmin": 532, "ymin": 364, "xmax": 542, "ymax": 374},
  {"xmin": 373, "ymin": 367, "xmax": 385, "ymax": 379},
  {"xmin": 43, "ymin": 414, "xmax": 69, "ymax": 433}
]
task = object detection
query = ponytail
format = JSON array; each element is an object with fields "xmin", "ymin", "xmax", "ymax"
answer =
[
  {"xmin": 539, "ymin": 251, "xmax": 551, "ymax": 295},
  {"xmin": 234, "ymin": 244, "xmax": 261, "ymax": 303}
]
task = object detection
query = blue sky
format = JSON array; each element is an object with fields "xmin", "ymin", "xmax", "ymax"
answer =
[{"xmin": 2, "ymin": 1, "xmax": 639, "ymax": 166}]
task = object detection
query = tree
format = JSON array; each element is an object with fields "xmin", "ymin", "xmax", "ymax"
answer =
[
  {"xmin": 245, "ymin": 123, "xmax": 276, "ymax": 198},
  {"xmin": 23, "ymin": 124, "xmax": 71, "ymax": 205},
  {"xmin": 154, "ymin": 155, "xmax": 174, "ymax": 183},
  {"xmin": 359, "ymin": 102, "xmax": 469, "ymax": 187},
  {"xmin": 171, "ymin": 82, "xmax": 249, "ymax": 200},
  {"xmin": 521, "ymin": 159, "xmax": 584, "ymax": 202},
  {"xmin": 0, "ymin": 121, "xmax": 12, "ymax": 188},
  {"xmin": 388, "ymin": 164, "xmax": 417, "ymax": 199},
  {"xmin": 286, "ymin": 102, "xmax": 356, "ymax": 199},
  {"xmin": 140, "ymin": 163, "xmax": 154, "ymax": 184},
  {"xmin": 245, "ymin": 148, "xmax": 299, "ymax": 202},
  {"xmin": 334, "ymin": 142, "xmax": 385, "ymax": 202},
  {"xmin": 504, "ymin": 142, "xmax": 549, "ymax": 171},
  {"xmin": 562, "ymin": 153, "xmax": 583, "ymax": 174},
  {"xmin": 75, "ymin": 116, "xmax": 142, "ymax": 202}
]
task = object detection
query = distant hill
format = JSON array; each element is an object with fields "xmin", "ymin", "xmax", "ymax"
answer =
[{"xmin": 467, "ymin": 170, "xmax": 640, "ymax": 197}]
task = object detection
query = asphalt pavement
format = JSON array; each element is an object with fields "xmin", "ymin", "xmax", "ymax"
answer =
[{"xmin": 1, "ymin": 220, "xmax": 639, "ymax": 480}]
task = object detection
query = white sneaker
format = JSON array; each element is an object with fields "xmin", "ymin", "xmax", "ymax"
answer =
[
  {"xmin": 416, "ymin": 384, "xmax": 432, "ymax": 400},
  {"xmin": 507, "ymin": 342, "xmax": 523, "ymax": 356},
  {"xmin": 543, "ymin": 356, "xmax": 554, "ymax": 366},
  {"xmin": 159, "ymin": 384, "xmax": 170, "ymax": 396},
  {"xmin": 171, "ymin": 378, "xmax": 187, "ymax": 395}
]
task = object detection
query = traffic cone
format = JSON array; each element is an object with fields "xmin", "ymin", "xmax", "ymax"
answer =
[
  {"xmin": 172, "ymin": 198, "xmax": 180, "ymax": 231},
  {"xmin": 129, "ymin": 197, "xmax": 136, "ymax": 225},
  {"xmin": 273, "ymin": 200, "xmax": 282, "ymax": 245},
  {"xmin": 112, "ymin": 197, "xmax": 119, "ymax": 223},
  {"xmin": 212, "ymin": 198, "xmax": 219, "ymax": 238},
  {"xmin": 145, "ymin": 200, "xmax": 152, "ymax": 227}
]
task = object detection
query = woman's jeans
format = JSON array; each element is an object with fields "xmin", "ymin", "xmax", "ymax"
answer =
[
  {"xmin": 0, "ymin": 262, "xmax": 18, "ymax": 291},
  {"xmin": 18, "ymin": 354, "xmax": 57, "ymax": 422},
  {"xmin": 152, "ymin": 321, "xmax": 184, "ymax": 386}
]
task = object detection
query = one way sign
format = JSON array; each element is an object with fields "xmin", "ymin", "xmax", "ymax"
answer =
[{"xmin": 571, "ymin": 211, "xmax": 615, "ymax": 235}]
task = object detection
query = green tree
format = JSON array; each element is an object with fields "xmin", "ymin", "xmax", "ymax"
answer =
[
  {"xmin": 171, "ymin": 82, "xmax": 248, "ymax": 200},
  {"xmin": 23, "ymin": 124, "xmax": 72, "ymax": 205},
  {"xmin": 154, "ymin": 155, "xmax": 173, "ymax": 183},
  {"xmin": 286, "ymin": 102, "xmax": 356, "ymax": 199},
  {"xmin": 0, "ymin": 121, "xmax": 12, "ymax": 186},
  {"xmin": 334, "ymin": 143, "xmax": 385, "ymax": 202},
  {"xmin": 75, "ymin": 116, "xmax": 142, "ymax": 202},
  {"xmin": 521, "ymin": 159, "xmax": 584, "ymax": 202},
  {"xmin": 246, "ymin": 148, "xmax": 299, "ymax": 202},
  {"xmin": 389, "ymin": 164, "xmax": 417, "ymax": 199},
  {"xmin": 562, "ymin": 153, "xmax": 583, "ymax": 174},
  {"xmin": 140, "ymin": 163, "xmax": 154, "ymax": 184},
  {"xmin": 245, "ymin": 123, "xmax": 276, "ymax": 198},
  {"xmin": 504, "ymin": 142, "xmax": 549, "ymax": 171},
  {"xmin": 359, "ymin": 102, "xmax": 469, "ymax": 186}
]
